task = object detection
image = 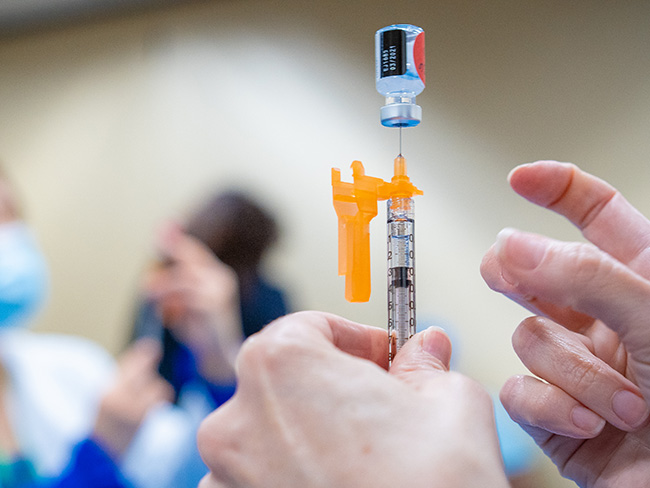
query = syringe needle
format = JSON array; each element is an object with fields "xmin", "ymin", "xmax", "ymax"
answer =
[{"xmin": 399, "ymin": 126, "xmax": 403, "ymax": 156}]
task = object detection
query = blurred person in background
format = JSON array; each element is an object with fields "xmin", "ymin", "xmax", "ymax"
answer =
[
  {"xmin": 131, "ymin": 190, "xmax": 289, "ymax": 402},
  {"xmin": 0, "ymin": 168, "xmax": 201, "ymax": 488},
  {"xmin": 129, "ymin": 190, "xmax": 290, "ymax": 480}
]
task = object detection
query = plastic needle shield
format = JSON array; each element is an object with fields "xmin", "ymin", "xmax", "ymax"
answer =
[{"xmin": 331, "ymin": 156, "xmax": 422, "ymax": 303}]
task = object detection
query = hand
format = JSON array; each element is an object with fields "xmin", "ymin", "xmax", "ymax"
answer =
[
  {"xmin": 197, "ymin": 311, "xmax": 508, "ymax": 488},
  {"xmin": 481, "ymin": 161, "xmax": 650, "ymax": 487},
  {"xmin": 147, "ymin": 224, "xmax": 243, "ymax": 383},
  {"xmin": 93, "ymin": 338, "xmax": 173, "ymax": 459}
]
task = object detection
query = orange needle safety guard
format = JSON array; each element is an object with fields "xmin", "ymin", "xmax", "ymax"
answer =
[{"xmin": 331, "ymin": 156, "xmax": 422, "ymax": 302}]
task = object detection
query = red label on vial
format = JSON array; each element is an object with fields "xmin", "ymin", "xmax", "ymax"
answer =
[{"xmin": 413, "ymin": 32, "xmax": 425, "ymax": 85}]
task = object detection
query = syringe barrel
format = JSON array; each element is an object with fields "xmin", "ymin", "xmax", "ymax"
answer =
[{"xmin": 387, "ymin": 197, "xmax": 416, "ymax": 363}]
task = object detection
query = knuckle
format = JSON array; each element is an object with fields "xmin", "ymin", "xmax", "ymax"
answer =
[
  {"xmin": 446, "ymin": 371, "xmax": 491, "ymax": 404},
  {"xmin": 567, "ymin": 242, "xmax": 614, "ymax": 286},
  {"xmin": 197, "ymin": 413, "xmax": 224, "ymax": 462},
  {"xmin": 500, "ymin": 376, "xmax": 547, "ymax": 428},
  {"xmin": 197, "ymin": 408, "xmax": 238, "ymax": 478},
  {"xmin": 235, "ymin": 334, "xmax": 265, "ymax": 372},
  {"xmin": 236, "ymin": 313, "xmax": 312, "ymax": 374},
  {"xmin": 563, "ymin": 355, "xmax": 603, "ymax": 391}
]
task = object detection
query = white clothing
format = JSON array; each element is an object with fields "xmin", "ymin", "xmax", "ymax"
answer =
[{"xmin": 0, "ymin": 328, "xmax": 210, "ymax": 488}]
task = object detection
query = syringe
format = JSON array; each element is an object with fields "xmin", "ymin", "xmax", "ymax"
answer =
[
  {"xmin": 330, "ymin": 23, "xmax": 424, "ymax": 363},
  {"xmin": 376, "ymin": 24, "xmax": 425, "ymax": 360},
  {"xmin": 387, "ymin": 156, "xmax": 416, "ymax": 362}
]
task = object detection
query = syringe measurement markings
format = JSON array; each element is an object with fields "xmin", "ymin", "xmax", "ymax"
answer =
[
  {"xmin": 393, "ymin": 284, "xmax": 410, "ymax": 348},
  {"xmin": 387, "ymin": 212, "xmax": 415, "ymax": 360},
  {"xmin": 388, "ymin": 227, "xmax": 412, "ymax": 266}
]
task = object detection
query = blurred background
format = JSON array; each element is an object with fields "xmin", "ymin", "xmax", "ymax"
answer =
[{"xmin": 1, "ymin": 1, "xmax": 649, "ymax": 485}]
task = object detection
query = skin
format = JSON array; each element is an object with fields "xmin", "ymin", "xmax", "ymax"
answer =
[
  {"xmin": 0, "ymin": 175, "xmax": 173, "ymax": 463},
  {"xmin": 197, "ymin": 311, "xmax": 509, "ymax": 488},
  {"xmin": 196, "ymin": 160, "xmax": 650, "ymax": 487},
  {"xmin": 93, "ymin": 338, "xmax": 174, "ymax": 459},
  {"xmin": 146, "ymin": 224, "xmax": 244, "ymax": 384},
  {"xmin": 481, "ymin": 161, "xmax": 650, "ymax": 487}
]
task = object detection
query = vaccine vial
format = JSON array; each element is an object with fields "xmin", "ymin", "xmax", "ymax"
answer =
[{"xmin": 375, "ymin": 24, "xmax": 425, "ymax": 128}]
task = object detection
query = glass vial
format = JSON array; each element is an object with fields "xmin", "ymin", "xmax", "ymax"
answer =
[{"xmin": 375, "ymin": 24, "xmax": 425, "ymax": 128}]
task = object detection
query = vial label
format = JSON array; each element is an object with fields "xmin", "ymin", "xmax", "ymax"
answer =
[{"xmin": 380, "ymin": 29, "xmax": 406, "ymax": 78}]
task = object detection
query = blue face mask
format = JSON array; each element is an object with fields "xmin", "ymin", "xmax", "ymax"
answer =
[{"xmin": 0, "ymin": 221, "xmax": 49, "ymax": 329}]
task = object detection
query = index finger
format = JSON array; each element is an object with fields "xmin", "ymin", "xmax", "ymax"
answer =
[
  {"xmin": 241, "ymin": 311, "xmax": 390, "ymax": 371},
  {"xmin": 481, "ymin": 245, "xmax": 595, "ymax": 331},
  {"xmin": 508, "ymin": 161, "xmax": 650, "ymax": 274}
]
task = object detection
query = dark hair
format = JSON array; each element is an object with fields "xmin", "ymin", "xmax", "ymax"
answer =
[{"xmin": 184, "ymin": 190, "xmax": 278, "ymax": 276}]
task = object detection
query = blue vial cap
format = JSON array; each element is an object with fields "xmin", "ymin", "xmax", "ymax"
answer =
[{"xmin": 380, "ymin": 103, "xmax": 422, "ymax": 128}]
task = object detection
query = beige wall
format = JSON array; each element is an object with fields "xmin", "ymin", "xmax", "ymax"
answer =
[{"xmin": 1, "ymin": 1, "xmax": 649, "ymax": 485}]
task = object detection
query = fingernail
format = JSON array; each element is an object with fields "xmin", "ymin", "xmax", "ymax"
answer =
[
  {"xmin": 506, "ymin": 163, "xmax": 533, "ymax": 184},
  {"xmin": 612, "ymin": 390, "xmax": 649, "ymax": 428},
  {"xmin": 495, "ymin": 228, "xmax": 546, "ymax": 270},
  {"xmin": 571, "ymin": 405, "xmax": 605, "ymax": 435}
]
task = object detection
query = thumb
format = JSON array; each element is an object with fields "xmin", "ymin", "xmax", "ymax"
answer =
[{"xmin": 389, "ymin": 327, "xmax": 452, "ymax": 391}]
